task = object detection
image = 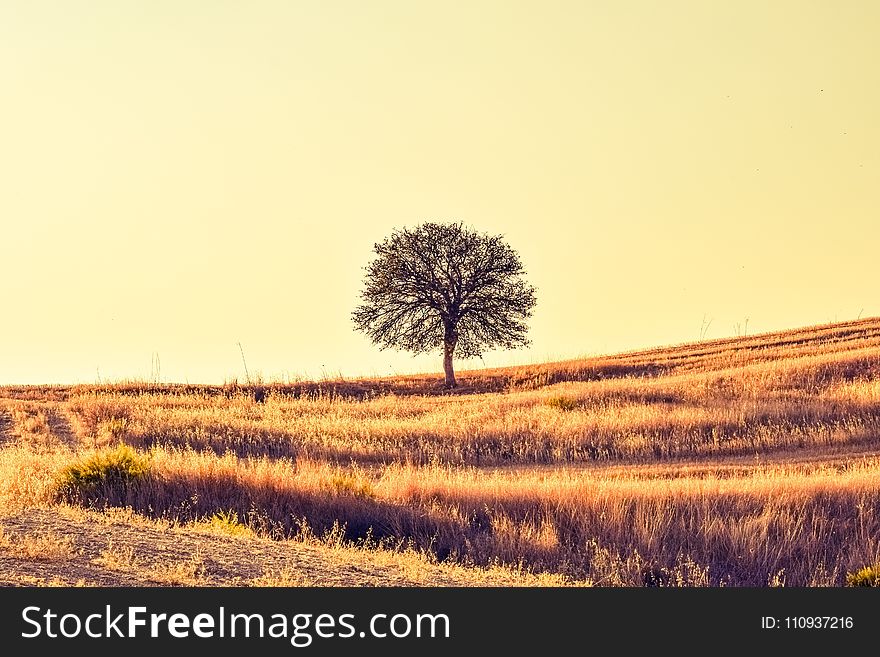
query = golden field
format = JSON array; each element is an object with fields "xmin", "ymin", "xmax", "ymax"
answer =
[{"xmin": 2, "ymin": 317, "xmax": 880, "ymax": 586}]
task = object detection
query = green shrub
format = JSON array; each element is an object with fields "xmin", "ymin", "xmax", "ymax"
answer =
[
  {"xmin": 846, "ymin": 565, "xmax": 880, "ymax": 587},
  {"xmin": 205, "ymin": 510, "xmax": 255, "ymax": 537},
  {"xmin": 54, "ymin": 444, "xmax": 150, "ymax": 506},
  {"xmin": 546, "ymin": 396, "xmax": 579, "ymax": 411}
]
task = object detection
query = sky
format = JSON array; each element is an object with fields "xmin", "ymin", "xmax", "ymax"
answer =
[{"xmin": 1, "ymin": 1, "xmax": 878, "ymax": 384}]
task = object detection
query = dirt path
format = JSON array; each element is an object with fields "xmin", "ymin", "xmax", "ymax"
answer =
[
  {"xmin": 0, "ymin": 507, "xmax": 541, "ymax": 587},
  {"xmin": 44, "ymin": 404, "xmax": 80, "ymax": 449},
  {"xmin": 0, "ymin": 400, "xmax": 79, "ymax": 450}
]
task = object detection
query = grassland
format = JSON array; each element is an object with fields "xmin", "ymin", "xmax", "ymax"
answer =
[{"xmin": 2, "ymin": 317, "xmax": 880, "ymax": 586}]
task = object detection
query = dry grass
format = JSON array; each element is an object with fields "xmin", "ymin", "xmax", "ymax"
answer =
[
  {"xmin": 2, "ymin": 400, "xmax": 77, "ymax": 450},
  {"xmin": 0, "ymin": 575, "xmax": 87, "ymax": 587},
  {"xmin": 149, "ymin": 552, "xmax": 209, "ymax": 586},
  {"xmin": 57, "ymin": 344, "xmax": 880, "ymax": 467},
  {"xmin": 94, "ymin": 539, "xmax": 208, "ymax": 585},
  {"xmin": 0, "ymin": 444, "xmax": 72, "ymax": 510},
  {"xmin": 94, "ymin": 540, "xmax": 139, "ymax": 571},
  {"xmin": 2, "ymin": 316, "xmax": 880, "ymax": 586},
  {"xmin": 39, "ymin": 446, "xmax": 880, "ymax": 585},
  {"xmin": 0, "ymin": 527, "xmax": 76, "ymax": 560}
]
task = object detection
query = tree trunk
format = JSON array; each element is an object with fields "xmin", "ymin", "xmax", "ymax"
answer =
[{"xmin": 443, "ymin": 340, "xmax": 457, "ymax": 388}]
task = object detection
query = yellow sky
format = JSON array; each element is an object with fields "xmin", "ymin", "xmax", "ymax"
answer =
[{"xmin": 1, "ymin": 1, "xmax": 878, "ymax": 384}]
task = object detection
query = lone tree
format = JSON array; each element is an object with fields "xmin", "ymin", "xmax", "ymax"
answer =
[{"xmin": 352, "ymin": 222, "xmax": 537, "ymax": 388}]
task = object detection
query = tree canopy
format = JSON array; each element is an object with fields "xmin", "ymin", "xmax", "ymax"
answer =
[{"xmin": 352, "ymin": 222, "xmax": 537, "ymax": 387}]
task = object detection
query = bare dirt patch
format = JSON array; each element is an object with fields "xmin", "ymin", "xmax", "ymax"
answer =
[{"xmin": 0, "ymin": 507, "xmax": 550, "ymax": 587}]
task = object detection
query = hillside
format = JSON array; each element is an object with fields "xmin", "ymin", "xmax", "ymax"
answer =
[
  {"xmin": 6, "ymin": 316, "xmax": 879, "ymax": 401},
  {"xmin": 2, "ymin": 317, "xmax": 879, "ymax": 586}
]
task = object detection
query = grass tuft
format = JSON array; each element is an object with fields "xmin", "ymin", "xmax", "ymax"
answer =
[
  {"xmin": 845, "ymin": 565, "xmax": 880, "ymax": 587},
  {"xmin": 204, "ymin": 510, "xmax": 256, "ymax": 537},
  {"xmin": 53, "ymin": 444, "xmax": 151, "ymax": 505},
  {"xmin": 545, "ymin": 396, "xmax": 579, "ymax": 411}
]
